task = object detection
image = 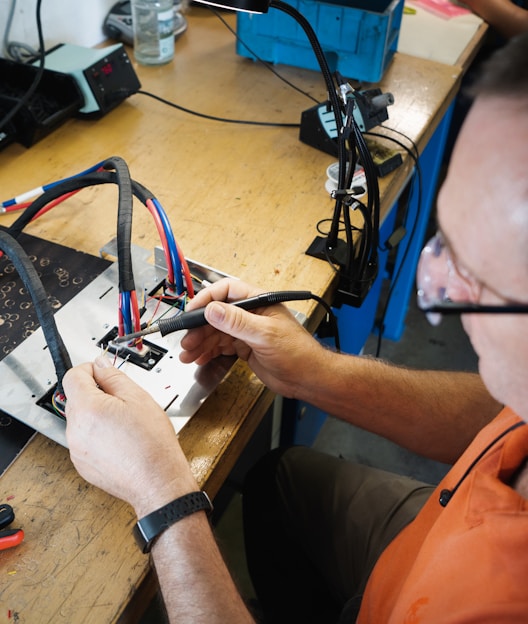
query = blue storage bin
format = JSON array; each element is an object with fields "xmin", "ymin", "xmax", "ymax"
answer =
[{"xmin": 236, "ymin": 0, "xmax": 404, "ymax": 83}]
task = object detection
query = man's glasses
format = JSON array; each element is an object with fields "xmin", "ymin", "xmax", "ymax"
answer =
[{"xmin": 417, "ymin": 231, "xmax": 528, "ymax": 326}]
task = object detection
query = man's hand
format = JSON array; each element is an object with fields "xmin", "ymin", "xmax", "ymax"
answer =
[
  {"xmin": 63, "ymin": 357, "xmax": 197, "ymax": 517},
  {"xmin": 180, "ymin": 278, "xmax": 326, "ymax": 399}
]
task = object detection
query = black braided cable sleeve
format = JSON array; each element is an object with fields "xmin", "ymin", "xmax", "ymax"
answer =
[{"xmin": 0, "ymin": 229, "xmax": 72, "ymax": 391}]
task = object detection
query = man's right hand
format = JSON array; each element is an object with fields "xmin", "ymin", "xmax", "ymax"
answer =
[{"xmin": 179, "ymin": 278, "xmax": 326, "ymax": 399}]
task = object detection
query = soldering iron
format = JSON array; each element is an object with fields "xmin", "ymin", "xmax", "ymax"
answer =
[{"xmin": 114, "ymin": 290, "xmax": 326, "ymax": 343}]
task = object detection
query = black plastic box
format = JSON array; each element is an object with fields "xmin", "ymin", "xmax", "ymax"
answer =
[{"xmin": 0, "ymin": 58, "xmax": 83, "ymax": 149}]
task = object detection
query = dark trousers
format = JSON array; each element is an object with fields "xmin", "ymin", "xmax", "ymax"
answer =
[{"xmin": 243, "ymin": 446, "xmax": 434, "ymax": 623}]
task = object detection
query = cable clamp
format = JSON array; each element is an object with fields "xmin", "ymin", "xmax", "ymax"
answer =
[{"xmin": 330, "ymin": 189, "xmax": 361, "ymax": 207}]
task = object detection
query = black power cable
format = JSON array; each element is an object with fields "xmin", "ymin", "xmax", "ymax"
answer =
[
  {"xmin": 210, "ymin": 7, "xmax": 320, "ymax": 105},
  {"xmin": 136, "ymin": 90, "xmax": 300, "ymax": 128},
  {"xmin": 103, "ymin": 157, "xmax": 135, "ymax": 294},
  {"xmin": 0, "ymin": 0, "xmax": 45, "ymax": 135},
  {"xmin": 7, "ymin": 171, "xmax": 155, "ymax": 239},
  {"xmin": 269, "ymin": 0, "xmax": 351, "ymax": 261},
  {"xmin": 364, "ymin": 129, "xmax": 422, "ymax": 357},
  {"xmin": 0, "ymin": 229, "xmax": 72, "ymax": 391}
]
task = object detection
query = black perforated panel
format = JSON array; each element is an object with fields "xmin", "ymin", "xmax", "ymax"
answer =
[{"xmin": 0, "ymin": 229, "xmax": 110, "ymax": 475}]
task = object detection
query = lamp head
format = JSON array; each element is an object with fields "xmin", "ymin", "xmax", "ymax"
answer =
[{"xmin": 193, "ymin": 0, "xmax": 271, "ymax": 13}]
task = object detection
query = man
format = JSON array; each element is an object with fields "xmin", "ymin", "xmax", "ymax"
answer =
[{"xmin": 63, "ymin": 34, "xmax": 528, "ymax": 622}]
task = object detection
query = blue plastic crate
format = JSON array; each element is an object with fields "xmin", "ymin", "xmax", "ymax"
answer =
[{"xmin": 236, "ymin": 0, "xmax": 404, "ymax": 83}]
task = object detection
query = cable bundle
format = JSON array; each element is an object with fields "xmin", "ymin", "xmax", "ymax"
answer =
[
  {"xmin": 337, "ymin": 97, "xmax": 380, "ymax": 297},
  {"xmin": 0, "ymin": 156, "xmax": 194, "ymax": 409},
  {"xmin": 269, "ymin": 0, "xmax": 380, "ymax": 308}
]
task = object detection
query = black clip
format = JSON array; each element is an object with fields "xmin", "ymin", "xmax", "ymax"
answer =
[{"xmin": 0, "ymin": 503, "xmax": 15, "ymax": 530}]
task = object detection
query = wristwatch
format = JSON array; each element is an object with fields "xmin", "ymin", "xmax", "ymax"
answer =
[{"xmin": 133, "ymin": 491, "xmax": 213, "ymax": 554}]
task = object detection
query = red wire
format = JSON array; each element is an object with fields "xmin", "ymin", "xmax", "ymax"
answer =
[
  {"xmin": 4, "ymin": 184, "xmax": 85, "ymax": 215},
  {"xmin": 3, "ymin": 203, "xmax": 30, "ymax": 213},
  {"xmin": 31, "ymin": 190, "xmax": 82, "ymax": 220},
  {"xmin": 146, "ymin": 293, "xmax": 163, "ymax": 325},
  {"xmin": 130, "ymin": 289, "xmax": 142, "ymax": 332},
  {"xmin": 0, "ymin": 190, "xmax": 82, "ymax": 258},
  {"xmin": 176, "ymin": 241, "xmax": 195, "ymax": 298},
  {"xmin": 129, "ymin": 289, "xmax": 143, "ymax": 349},
  {"xmin": 118, "ymin": 293, "xmax": 125, "ymax": 337},
  {"xmin": 145, "ymin": 198, "xmax": 175, "ymax": 285}
]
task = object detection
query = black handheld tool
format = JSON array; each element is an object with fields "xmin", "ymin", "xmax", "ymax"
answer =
[{"xmin": 114, "ymin": 290, "xmax": 314, "ymax": 343}]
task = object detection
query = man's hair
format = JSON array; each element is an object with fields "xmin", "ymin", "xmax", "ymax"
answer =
[{"xmin": 471, "ymin": 32, "xmax": 528, "ymax": 97}]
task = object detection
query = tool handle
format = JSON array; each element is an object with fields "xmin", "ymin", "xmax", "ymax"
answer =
[
  {"xmin": 157, "ymin": 290, "xmax": 313, "ymax": 337},
  {"xmin": 158, "ymin": 309, "xmax": 207, "ymax": 335},
  {"xmin": 0, "ymin": 528, "xmax": 24, "ymax": 550}
]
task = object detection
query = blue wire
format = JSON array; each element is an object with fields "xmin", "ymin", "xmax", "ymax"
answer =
[
  {"xmin": 2, "ymin": 160, "xmax": 108, "ymax": 208},
  {"xmin": 44, "ymin": 160, "xmax": 108, "ymax": 191},
  {"xmin": 120, "ymin": 290, "xmax": 133, "ymax": 335},
  {"xmin": 152, "ymin": 198, "xmax": 184, "ymax": 294}
]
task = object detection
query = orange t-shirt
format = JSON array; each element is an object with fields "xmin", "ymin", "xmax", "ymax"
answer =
[{"xmin": 358, "ymin": 407, "xmax": 528, "ymax": 623}]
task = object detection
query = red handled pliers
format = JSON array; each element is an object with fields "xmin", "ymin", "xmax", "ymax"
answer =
[{"xmin": 0, "ymin": 503, "xmax": 24, "ymax": 550}]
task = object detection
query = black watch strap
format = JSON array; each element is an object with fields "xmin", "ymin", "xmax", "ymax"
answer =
[{"xmin": 133, "ymin": 491, "xmax": 213, "ymax": 554}]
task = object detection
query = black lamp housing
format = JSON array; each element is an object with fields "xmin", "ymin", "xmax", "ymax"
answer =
[{"xmin": 197, "ymin": 0, "xmax": 272, "ymax": 11}]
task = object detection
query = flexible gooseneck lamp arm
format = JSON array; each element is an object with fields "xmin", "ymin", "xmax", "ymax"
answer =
[
  {"xmin": 268, "ymin": 1, "xmax": 348, "ymax": 220},
  {"xmin": 268, "ymin": 0, "xmax": 350, "ymax": 254},
  {"xmin": 195, "ymin": 0, "xmax": 378, "ymax": 304}
]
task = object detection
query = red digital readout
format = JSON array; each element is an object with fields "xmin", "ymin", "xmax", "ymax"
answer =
[{"xmin": 100, "ymin": 62, "xmax": 113, "ymax": 76}]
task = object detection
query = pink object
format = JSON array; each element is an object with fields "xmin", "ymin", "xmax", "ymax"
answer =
[{"xmin": 409, "ymin": 0, "xmax": 471, "ymax": 18}]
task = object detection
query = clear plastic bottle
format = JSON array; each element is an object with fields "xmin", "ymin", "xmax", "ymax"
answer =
[{"xmin": 131, "ymin": 0, "xmax": 175, "ymax": 66}]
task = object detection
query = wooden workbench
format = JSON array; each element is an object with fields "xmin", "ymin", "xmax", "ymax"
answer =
[{"xmin": 0, "ymin": 8, "xmax": 464, "ymax": 622}]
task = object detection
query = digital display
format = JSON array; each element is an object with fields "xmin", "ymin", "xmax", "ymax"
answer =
[{"xmin": 100, "ymin": 62, "xmax": 113, "ymax": 76}]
